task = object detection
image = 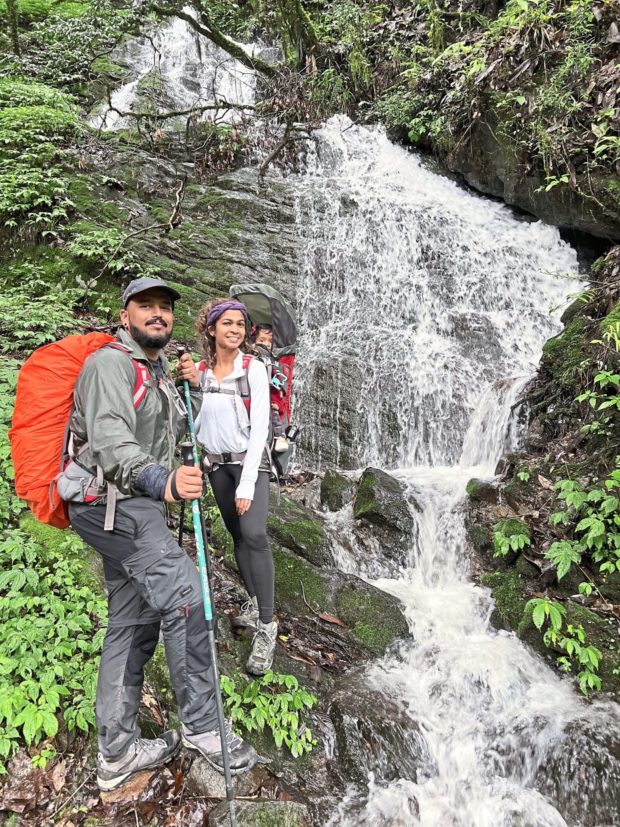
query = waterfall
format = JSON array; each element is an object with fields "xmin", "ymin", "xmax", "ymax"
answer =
[
  {"xmin": 90, "ymin": 10, "xmax": 258, "ymax": 130},
  {"xmin": 292, "ymin": 118, "xmax": 578, "ymax": 471},
  {"xmin": 289, "ymin": 117, "xmax": 619, "ymax": 826}
]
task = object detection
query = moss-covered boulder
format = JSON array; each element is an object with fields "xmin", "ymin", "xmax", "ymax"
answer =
[
  {"xmin": 320, "ymin": 470, "xmax": 354, "ymax": 512},
  {"xmin": 482, "ymin": 569, "xmax": 528, "ymax": 632},
  {"xmin": 209, "ymin": 800, "xmax": 312, "ymax": 827},
  {"xmin": 353, "ymin": 467, "xmax": 414, "ymax": 565},
  {"xmin": 268, "ymin": 493, "xmax": 329, "ymax": 567},
  {"xmin": 273, "ymin": 544, "xmax": 409, "ymax": 656},
  {"xmin": 466, "ymin": 477, "xmax": 499, "ymax": 504}
]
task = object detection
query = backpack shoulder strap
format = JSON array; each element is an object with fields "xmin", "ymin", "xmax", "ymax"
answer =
[
  {"xmin": 105, "ymin": 342, "xmax": 150, "ymax": 410},
  {"xmin": 237, "ymin": 354, "xmax": 253, "ymax": 415}
]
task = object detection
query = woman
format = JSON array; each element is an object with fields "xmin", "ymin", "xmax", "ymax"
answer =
[{"xmin": 195, "ymin": 298, "xmax": 277, "ymax": 676}]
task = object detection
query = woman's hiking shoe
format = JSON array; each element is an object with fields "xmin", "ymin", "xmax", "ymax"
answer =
[
  {"xmin": 96, "ymin": 730, "xmax": 181, "ymax": 791},
  {"xmin": 246, "ymin": 620, "xmax": 278, "ymax": 676},
  {"xmin": 181, "ymin": 720, "xmax": 258, "ymax": 775},
  {"xmin": 231, "ymin": 596, "xmax": 259, "ymax": 631}
]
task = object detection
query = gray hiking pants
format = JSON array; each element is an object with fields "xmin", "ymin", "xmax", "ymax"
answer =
[{"xmin": 69, "ymin": 498, "xmax": 218, "ymax": 760}]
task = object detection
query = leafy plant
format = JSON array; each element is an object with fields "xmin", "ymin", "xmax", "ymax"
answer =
[
  {"xmin": 0, "ymin": 284, "xmax": 84, "ymax": 354},
  {"xmin": 493, "ymin": 519, "xmax": 531, "ymax": 557},
  {"xmin": 525, "ymin": 597, "xmax": 602, "ymax": 695},
  {"xmin": 220, "ymin": 670, "xmax": 317, "ymax": 758},
  {"xmin": 0, "ymin": 529, "xmax": 106, "ymax": 772}
]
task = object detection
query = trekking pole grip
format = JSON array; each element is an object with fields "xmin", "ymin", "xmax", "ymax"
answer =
[{"xmin": 181, "ymin": 442, "xmax": 195, "ymax": 467}]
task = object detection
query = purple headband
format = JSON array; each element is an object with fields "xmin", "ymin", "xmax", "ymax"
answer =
[{"xmin": 207, "ymin": 300, "xmax": 248, "ymax": 328}]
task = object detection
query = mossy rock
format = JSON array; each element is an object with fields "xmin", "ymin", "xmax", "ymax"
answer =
[
  {"xmin": 209, "ymin": 800, "xmax": 311, "ymax": 827},
  {"xmin": 273, "ymin": 544, "xmax": 409, "ymax": 656},
  {"xmin": 467, "ymin": 521, "xmax": 492, "ymax": 555},
  {"xmin": 268, "ymin": 494, "xmax": 328, "ymax": 567},
  {"xmin": 335, "ymin": 581, "xmax": 409, "ymax": 654},
  {"xmin": 541, "ymin": 317, "xmax": 590, "ymax": 390},
  {"xmin": 482, "ymin": 569, "xmax": 527, "ymax": 632},
  {"xmin": 466, "ymin": 477, "xmax": 499, "ymax": 504},
  {"xmin": 494, "ymin": 517, "xmax": 531, "ymax": 541},
  {"xmin": 273, "ymin": 545, "xmax": 327, "ymax": 614},
  {"xmin": 320, "ymin": 470, "xmax": 354, "ymax": 512},
  {"xmin": 353, "ymin": 467, "xmax": 414, "ymax": 565}
]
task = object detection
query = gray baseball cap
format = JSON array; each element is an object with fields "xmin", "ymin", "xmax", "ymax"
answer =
[{"xmin": 122, "ymin": 277, "xmax": 181, "ymax": 308}]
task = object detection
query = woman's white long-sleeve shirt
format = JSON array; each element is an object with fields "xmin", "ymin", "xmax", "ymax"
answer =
[{"xmin": 195, "ymin": 352, "xmax": 269, "ymax": 502}]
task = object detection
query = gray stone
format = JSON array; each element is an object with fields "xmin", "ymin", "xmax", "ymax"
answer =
[
  {"xmin": 186, "ymin": 759, "xmax": 270, "ymax": 799},
  {"xmin": 466, "ymin": 477, "xmax": 500, "ymax": 504},
  {"xmin": 209, "ymin": 800, "xmax": 312, "ymax": 827},
  {"xmin": 352, "ymin": 467, "xmax": 415, "ymax": 565},
  {"xmin": 320, "ymin": 470, "xmax": 355, "ymax": 512}
]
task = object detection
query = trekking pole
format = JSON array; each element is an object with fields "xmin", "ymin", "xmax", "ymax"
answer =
[
  {"xmin": 181, "ymin": 441, "xmax": 237, "ymax": 827},
  {"xmin": 177, "ymin": 348, "xmax": 212, "ymax": 581}
]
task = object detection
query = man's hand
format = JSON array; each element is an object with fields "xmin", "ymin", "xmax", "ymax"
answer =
[
  {"xmin": 165, "ymin": 466, "xmax": 203, "ymax": 502},
  {"xmin": 177, "ymin": 352, "xmax": 200, "ymax": 388},
  {"xmin": 235, "ymin": 498, "xmax": 252, "ymax": 516}
]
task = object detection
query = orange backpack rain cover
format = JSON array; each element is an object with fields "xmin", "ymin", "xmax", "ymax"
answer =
[{"xmin": 9, "ymin": 332, "xmax": 114, "ymax": 529}]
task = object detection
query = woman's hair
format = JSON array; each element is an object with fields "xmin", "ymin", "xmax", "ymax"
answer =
[{"xmin": 197, "ymin": 297, "xmax": 252, "ymax": 368}]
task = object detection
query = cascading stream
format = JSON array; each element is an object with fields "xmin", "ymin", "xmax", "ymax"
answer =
[
  {"xmin": 95, "ymin": 23, "xmax": 618, "ymax": 818},
  {"xmin": 289, "ymin": 118, "xmax": 619, "ymax": 826}
]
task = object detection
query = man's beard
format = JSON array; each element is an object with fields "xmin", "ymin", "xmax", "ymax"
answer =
[{"xmin": 129, "ymin": 322, "xmax": 172, "ymax": 351}]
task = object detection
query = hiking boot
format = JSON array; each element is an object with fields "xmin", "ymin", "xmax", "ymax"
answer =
[
  {"xmin": 246, "ymin": 620, "xmax": 278, "ymax": 676},
  {"xmin": 231, "ymin": 596, "xmax": 259, "ymax": 631},
  {"xmin": 96, "ymin": 730, "xmax": 181, "ymax": 792},
  {"xmin": 181, "ymin": 720, "xmax": 258, "ymax": 775}
]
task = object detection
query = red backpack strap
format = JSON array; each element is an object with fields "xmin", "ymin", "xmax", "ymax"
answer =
[
  {"xmin": 106, "ymin": 343, "xmax": 151, "ymax": 410},
  {"xmin": 237, "ymin": 354, "xmax": 253, "ymax": 415}
]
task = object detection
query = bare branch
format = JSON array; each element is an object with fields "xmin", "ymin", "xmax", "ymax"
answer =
[{"xmin": 152, "ymin": 4, "xmax": 278, "ymax": 77}]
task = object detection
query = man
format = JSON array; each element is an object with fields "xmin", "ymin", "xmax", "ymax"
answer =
[{"xmin": 66, "ymin": 277, "xmax": 257, "ymax": 792}]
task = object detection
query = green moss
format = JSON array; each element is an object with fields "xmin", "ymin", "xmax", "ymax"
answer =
[
  {"xmin": 335, "ymin": 584, "xmax": 408, "ymax": 654},
  {"xmin": 273, "ymin": 545, "xmax": 327, "ymax": 614},
  {"xmin": 482, "ymin": 569, "xmax": 527, "ymax": 630},
  {"xmin": 541, "ymin": 316, "xmax": 590, "ymax": 389},
  {"xmin": 0, "ymin": 0, "xmax": 51, "ymax": 22},
  {"xmin": 494, "ymin": 517, "xmax": 531, "ymax": 540},
  {"xmin": 320, "ymin": 470, "xmax": 352, "ymax": 511},
  {"xmin": 267, "ymin": 507, "xmax": 326, "ymax": 567},
  {"xmin": 90, "ymin": 55, "xmax": 128, "ymax": 81},
  {"xmin": 467, "ymin": 523, "xmax": 491, "ymax": 553},
  {"xmin": 52, "ymin": 0, "xmax": 89, "ymax": 18},
  {"xmin": 601, "ymin": 300, "xmax": 620, "ymax": 333}
]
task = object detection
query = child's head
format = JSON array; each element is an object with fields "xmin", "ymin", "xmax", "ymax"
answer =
[{"xmin": 252, "ymin": 324, "xmax": 273, "ymax": 349}]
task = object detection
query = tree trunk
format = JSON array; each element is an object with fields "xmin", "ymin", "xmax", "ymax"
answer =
[{"xmin": 6, "ymin": 0, "xmax": 20, "ymax": 57}]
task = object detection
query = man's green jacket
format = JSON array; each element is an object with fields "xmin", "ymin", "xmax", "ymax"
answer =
[{"xmin": 69, "ymin": 329, "xmax": 202, "ymax": 496}]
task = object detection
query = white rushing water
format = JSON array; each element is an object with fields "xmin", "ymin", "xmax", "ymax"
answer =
[
  {"xmin": 90, "ymin": 10, "xmax": 258, "ymax": 130},
  {"xmin": 289, "ymin": 118, "xmax": 619, "ymax": 826},
  {"xmin": 90, "ymin": 23, "xmax": 617, "ymax": 818}
]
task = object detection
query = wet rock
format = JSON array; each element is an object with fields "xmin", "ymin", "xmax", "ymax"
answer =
[
  {"xmin": 273, "ymin": 544, "xmax": 410, "ymax": 656},
  {"xmin": 320, "ymin": 470, "xmax": 355, "ymax": 512},
  {"xmin": 445, "ymin": 118, "xmax": 620, "ymax": 241},
  {"xmin": 186, "ymin": 760, "xmax": 270, "ymax": 799},
  {"xmin": 466, "ymin": 477, "xmax": 500, "ymax": 504},
  {"xmin": 539, "ymin": 712, "xmax": 620, "ymax": 827},
  {"xmin": 268, "ymin": 493, "xmax": 330, "ymax": 567},
  {"xmin": 296, "ymin": 356, "xmax": 365, "ymax": 469},
  {"xmin": 328, "ymin": 674, "xmax": 433, "ymax": 787},
  {"xmin": 353, "ymin": 468, "xmax": 414, "ymax": 565},
  {"xmin": 209, "ymin": 800, "xmax": 312, "ymax": 827}
]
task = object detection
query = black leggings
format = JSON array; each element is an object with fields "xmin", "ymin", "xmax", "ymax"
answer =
[{"xmin": 209, "ymin": 465, "xmax": 274, "ymax": 624}]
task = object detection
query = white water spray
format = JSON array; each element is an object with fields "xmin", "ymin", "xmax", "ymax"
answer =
[
  {"xmin": 91, "ymin": 10, "xmax": 257, "ymax": 130},
  {"xmin": 289, "ymin": 117, "xmax": 618, "ymax": 826}
]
